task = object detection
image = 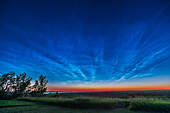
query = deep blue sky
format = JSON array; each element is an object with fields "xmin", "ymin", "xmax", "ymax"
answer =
[{"xmin": 0, "ymin": 0, "xmax": 170, "ymax": 88}]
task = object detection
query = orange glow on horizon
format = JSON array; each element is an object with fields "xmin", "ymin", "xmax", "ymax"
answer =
[{"xmin": 47, "ymin": 85, "xmax": 170, "ymax": 91}]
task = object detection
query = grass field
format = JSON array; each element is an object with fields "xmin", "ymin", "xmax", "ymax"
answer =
[
  {"xmin": 17, "ymin": 97, "xmax": 170, "ymax": 112},
  {"xmin": 58, "ymin": 90, "xmax": 170, "ymax": 99},
  {"xmin": 0, "ymin": 99, "xmax": 140, "ymax": 113},
  {"xmin": 0, "ymin": 100, "xmax": 36, "ymax": 108},
  {"xmin": 1, "ymin": 98, "xmax": 170, "ymax": 113},
  {"xmin": 17, "ymin": 97, "xmax": 129, "ymax": 109},
  {"xmin": 0, "ymin": 104, "xmax": 139, "ymax": 113},
  {"xmin": 129, "ymin": 99, "xmax": 170, "ymax": 112},
  {"xmin": 0, "ymin": 90, "xmax": 170, "ymax": 113},
  {"xmin": 0, "ymin": 99, "xmax": 134, "ymax": 113}
]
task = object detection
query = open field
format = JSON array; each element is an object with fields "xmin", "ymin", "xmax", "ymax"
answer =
[
  {"xmin": 0, "ymin": 99, "xmax": 141, "ymax": 113},
  {"xmin": 129, "ymin": 99, "xmax": 170, "ymax": 112},
  {"xmin": 17, "ymin": 97, "xmax": 129, "ymax": 109},
  {"xmin": 0, "ymin": 104, "xmax": 139, "ymax": 113},
  {"xmin": 17, "ymin": 97, "xmax": 170, "ymax": 112},
  {"xmin": 0, "ymin": 90, "xmax": 170, "ymax": 113},
  {"xmin": 58, "ymin": 90, "xmax": 170, "ymax": 99},
  {"xmin": 0, "ymin": 100, "xmax": 37, "ymax": 108},
  {"xmin": 0, "ymin": 98, "xmax": 170, "ymax": 113}
]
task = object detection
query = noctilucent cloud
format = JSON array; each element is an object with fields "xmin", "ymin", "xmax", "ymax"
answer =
[{"xmin": 0, "ymin": 0, "xmax": 170, "ymax": 91}]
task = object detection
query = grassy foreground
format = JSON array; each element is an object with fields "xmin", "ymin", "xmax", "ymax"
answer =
[
  {"xmin": 129, "ymin": 99, "xmax": 170, "ymax": 112},
  {"xmin": 17, "ymin": 97, "xmax": 129, "ymax": 109},
  {"xmin": 1, "ymin": 97, "xmax": 170, "ymax": 113},
  {"xmin": 0, "ymin": 105, "xmax": 137, "ymax": 113},
  {"xmin": 17, "ymin": 97, "xmax": 170, "ymax": 112},
  {"xmin": 0, "ymin": 100, "xmax": 36, "ymax": 108}
]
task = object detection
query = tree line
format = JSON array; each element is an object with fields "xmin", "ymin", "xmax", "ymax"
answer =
[{"xmin": 0, "ymin": 72, "xmax": 48, "ymax": 99}]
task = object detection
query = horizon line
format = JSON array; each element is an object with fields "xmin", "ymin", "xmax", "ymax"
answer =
[{"xmin": 47, "ymin": 88, "xmax": 170, "ymax": 92}]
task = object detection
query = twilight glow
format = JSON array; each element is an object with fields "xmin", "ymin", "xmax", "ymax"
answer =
[{"xmin": 0, "ymin": 0, "xmax": 170, "ymax": 91}]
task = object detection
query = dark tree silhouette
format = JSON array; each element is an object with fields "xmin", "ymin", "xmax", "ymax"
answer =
[
  {"xmin": 33, "ymin": 80, "xmax": 39, "ymax": 91},
  {"xmin": 12, "ymin": 73, "xmax": 32, "ymax": 97},
  {"xmin": 0, "ymin": 72, "xmax": 32, "ymax": 99},
  {"xmin": 31, "ymin": 75, "xmax": 48, "ymax": 97},
  {"xmin": 0, "ymin": 72, "xmax": 48, "ymax": 99},
  {"xmin": 0, "ymin": 72, "xmax": 15, "ymax": 92},
  {"xmin": 39, "ymin": 75, "xmax": 48, "ymax": 94}
]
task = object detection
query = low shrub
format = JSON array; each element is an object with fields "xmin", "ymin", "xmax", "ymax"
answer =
[
  {"xmin": 129, "ymin": 100, "xmax": 170, "ymax": 112},
  {"xmin": 0, "ymin": 91, "xmax": 9, "ymax": 100}
]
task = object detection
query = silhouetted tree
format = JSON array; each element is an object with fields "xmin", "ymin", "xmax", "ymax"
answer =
[
  {"xmin": 0, "ymin": 72, "xmax": 32, "ymax": 99},
  {"xmin": 0, "ymin": 72, "xmax": 15, "ymax": 99},
  {"xmin": 39, "ymin": 75, "xmax": 48, "ymax": 94},
  {"xmin": 0, "ymin": 72, "xmax": 15, "ymax": 92},
  {"xmin": 33, "ymin": 80, "xmax": 39, "ymax": 91},
  {"xmin": 31, "ymin": 75, "xmax": 48, "ymax": 97},
  {"xmin": 12, "ymin": 73, "xmax": 32, "ymax": 97}
]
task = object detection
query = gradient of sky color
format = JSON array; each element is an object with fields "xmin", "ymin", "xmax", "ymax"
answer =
[{"xmin": 0, "ymin": 0, "xmax": 170, "ymax": 91}]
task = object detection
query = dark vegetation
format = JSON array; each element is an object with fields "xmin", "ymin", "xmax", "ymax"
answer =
[
  {"xmin": 0, "ymin": 100, "xmax": 36, "ymax": 108},
  {"xmin": 129, "ymin": 99, "xmax": 170, "ymax": 112},
  {"xmin": 0, "ymin": 72, "xmax": 48, "ymax": 99},
  {"xmin": 59, "ymin": 90, "xmax": 170, "ymax": 99},
  {"xmin": 8, "ymin": 96, "xmax": 170, "ymax": 112},
  {"xmin": 0, "ymin": 103, "xmax": 135, "ymax": 113},
  {"xmin": 17, "ymin": 97, "xmax": 129, "ymax": 109},
  {"xmin": 1, "ymin": 72, "xmax": 170, "ymax": 113}
]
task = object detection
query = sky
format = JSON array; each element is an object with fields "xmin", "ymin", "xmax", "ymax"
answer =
[{"xmin": 0, "ymin": 0, "xmax": 170, "ymax": 91}]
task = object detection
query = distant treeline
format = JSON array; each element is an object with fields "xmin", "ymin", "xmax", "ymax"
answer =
[{"xmin": 0, "ymin": 72, "xmax": 48, "ymax": 99}]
